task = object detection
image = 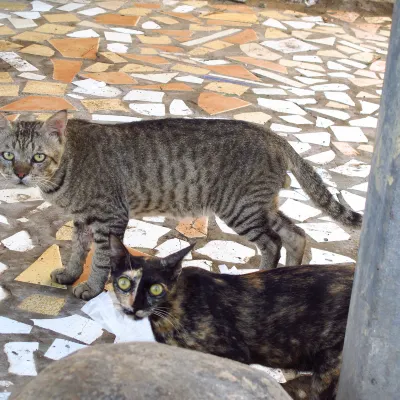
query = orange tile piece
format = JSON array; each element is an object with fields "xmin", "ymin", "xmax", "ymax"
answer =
[
  {"xmin": 81, "ymin": 72, "xmax": 137, "ymax": 84},
  {"xmin": 207, "ymin": 65, "xmax": 261, "ymax": 81},
  {"xmin": 6, "ymin": 114, "xmax": 19, "ymax": 122},
  {"xmin": 122, "ymin": 54, "xmax": 170, "ymax": 65},
  {"xmin": 147, "ymin": 45, "xmax": 183, "ymax": 53},
  {"xmin": 49, "ymin": 38, "xmax": 99, "ymax": 59},
  {"xmin": 44, "ymin": 13, "xmax": 80, "ymax": 23},
  {"xmin": 198, "ymin": 92, "xmax": 250, "ymax": 115},
  {"xmin": 224, "ymin": 29, "xmax": 258, "ymax": 44},
  {"xmin": 130, "ymin": 82, "xmax": 193, "ymax": 91},
  {"xmin": 95, "ymin": 13, "xmax": 140, "ymax": 26},
  {"xmin": 206, "ymin": 19, "xmax": 251, "ymax": 27},
  {"xmin": 0, "ymin": 96, "xmax": 75, "ymax": 112},
  {"xmin": 212, "ymin": 4, "xmax": 255, "ymax": 13},
  {"xmin": 52, "ymin": 59, "xmax": 82, "ymax": 83},
  {"xmin": 135, "ymin": 3, "xmax": 161, "ymax": 8},
  {"xmin": 202, "ymin": 12, "xmax": 257, "ymax": 23},
  {"xmin": 163, "ymin": 12, "xmax": 200, "ymax": 23},
  {"xmin": 157, "ymin": 29, "xmax": 193, "ymax": 38},
  {"xmin": 73, "ymin": 245, "xmax": 151, "ymax": 288},
  {"xmin": 228, "ymin": 56, "xmax": 288, "ymax": 74},
  {"xmin": 176, "ymin": 217, "xmax": 208, "ymax": 238}
]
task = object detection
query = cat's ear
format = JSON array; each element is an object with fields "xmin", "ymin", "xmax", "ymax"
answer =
[
  {"xmin": 161, "ymin": 243, "xmax": 195, "ymax": 279},
  {"xmin": 109, "ymin": 234, "xmax": 129, "ymax": 271},
  {"xmin": 42, "ymin": 110, "xmax": 68, "ymax": 140},
  {"xmin": 0, "ymin": 113, "xmax": 11, "ymax": 131}
]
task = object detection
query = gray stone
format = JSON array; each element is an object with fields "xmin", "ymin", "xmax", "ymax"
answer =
[{"xmin": 11, "ymin": 342, "xmax": 292, "ymax": 400}]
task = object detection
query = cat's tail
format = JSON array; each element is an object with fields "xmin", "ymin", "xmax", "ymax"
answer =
[{"xmin": 284, "ymin": 141, "xmax": 362, "ymax": 227}]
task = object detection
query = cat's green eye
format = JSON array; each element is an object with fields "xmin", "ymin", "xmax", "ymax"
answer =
[
  {"xmin": 117, "ymin": 276, "xmax": 131, "ymax": 291},
  {"xmin": 32, "ymin": 153, "xmax": 46, "ymax": 163},
  {"xmin": 149, "ymin": 284, "xmax": 164, "ymax": 296},
  {"xmin": 2, "ymin": 152, "xmax": 14, "ymax": 161}
]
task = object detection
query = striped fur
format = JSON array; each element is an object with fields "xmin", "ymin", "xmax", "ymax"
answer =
[{"xmin": 0, "ymin": 111, "xmax": 362, "ymax": 300}]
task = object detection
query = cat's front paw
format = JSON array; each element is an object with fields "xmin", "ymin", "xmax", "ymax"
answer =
[
  {"xmin": 51, "ymin": 268, "xmax": 78, "ymax": 285},
  {"xmin": 73, "ymin": 282, "xmax": 103, "ymax": 301}
]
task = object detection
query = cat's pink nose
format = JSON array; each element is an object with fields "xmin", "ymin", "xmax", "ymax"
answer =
[{"xmin": 16, "ymin": 172, "xmax": 26, "ymax": 179}]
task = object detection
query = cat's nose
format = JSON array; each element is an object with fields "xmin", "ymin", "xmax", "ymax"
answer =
[{"xmin": 15, "ymin": 171, "xmax": 27, "ymax": 179}]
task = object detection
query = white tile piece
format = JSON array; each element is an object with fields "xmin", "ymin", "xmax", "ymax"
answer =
[
  {"xmin": 341, "ymin": 190, "xmax": 366, "ymax": 211},
  {"xmin": 284, "ymin": 21, "xmax": 315, "ymax": 30},
  {"xmin": 67, "ymin": 29, "xmax": 99, "ymax": 38},
  {"xmin": 31, "ymin": 1, "xmax": 53, "ymax": 12},
  {"xmin": 195, "ymin": 59, "xmax": 230, "ymax": 66},
  {"xmin": 271, "ymin": 124, "xmax": 302, "ymax": 133},
  {"xmin": 349, "ymin": 116, "xmax": 378, "ymax": 128},
  {"xmin": 92, "ymin": 114, "xmax": 141, "ymax": 122},
  {"xmin": 131, "ymin": 72, "xmax": 178, "ymax": 83},
  {"xmin": 196, "ymin": 240, "xmax": 255, "ymax": 264},
  {"xmin": 279, "ymin": 189, "xmax": 309, "ymax": 201},
  {"xmin": 315, "ymin": 168, "xmax": 337, "ymax": 188},
  {"xmin": 17, "ymin": 217, "xmax": 29, "ymax": 223},
  {"xmin": 218, "ymin": 265, "xmax": 258, "ymax": 275},
  {"xmin": 172, "ymin": 5, "xmax": 195, "ymax": 13},
  {"xmin": 107, "ymin": 43, "xmax": 128, "ymax": 53},
  {"xmin": 258, "ymin": 98, "xmax": 306, "ymax": 115},
  {"xmin": 4, "ymin": 342, "xmax": 38, "ymax": 376},
  {"xmin": 18, "ymin": 72, "xmax": 45, "ymax": 80},
  {"xmin": 330, "ymin": 159, "xmax": 370, "ymax": 178},
  {"xmin": 182, "ymin": 28, "xmax": 240, "ymax": 47},
  {"xmin": 73, "ymin": 78, "xmax": 105, "ymax": 89},
  {"xmin": 338, "ymin": 59, "xmax": 367, "ymax": 69},
  {"xmin": 293, "ymin": 55, "xmax": 322, "ymax": 63},
  {"xmin": 328, "ymin": 72, "xmax": 354, "ymax": 79},
  {"xmin": 8, "ymin": 17, "xmax": 37, "ymax": 28},
  {"xmin": 307, "ymin": 36, "xmax": 336, "ymax": 46},
  {"xmin": 316, "ymin": 117, "xmax": 334, "ymax": 128},
  {"xmin": 105, "ymin": 31, "xmax": 132, "ymax": 43},
  {"xmin": 0, "ymin": 215, "xmax": 9, "ymax": 225},
  {"xmin": 78, "ymin": 7, "xmax": 106, "ymax": 16},
  {"xmin": 67, "ymin": 93, "xmax": 85, "ymax": 99},
  {"xmin": 285, "ymin": 88, "xmax": 315, "ymax": 96},
  {"xmin": 73, "ymin": 85, "xmax": 121, "ymax": 98},
  {"xmin": 142, "ymin": 216, "xmax": 166, "ymax": 223},
  {"xmin": 327, "ymin": 61, "xmax": 350, "ymax": 71},
  {"xmin": 129, "ymin": 103, "xmax": 165, "ymax": 117},
  {"xmin": 2, "ymin": 231, "xmax": 34, "ymax": 252},
  {"xmin": 307, "ymin": 108, "xmax": 350, "ymax": 121},
  {"xmin": 280, "ymin": 115, "xmax": 312, "ymax": 125},
  {"xmin": 110, "ymin": 28, "xmax": 143, "ymax": 35},
  {"xmin": 310, "ymin": 248, "xmax": 355, "ymax": 265},
  {"xmin": 262, "ymin": 38, "xmax": 318, "ymax": 53},
  {"xmin": 0, "ymin": 286, "xmax": 8, "ymax": 302},
  {"xmin": 57, "ymin": 3, "xmax": 85, "ymax": 11},
  {"xmin": 124, "ymin": 219, "xmax": 170, "ymax": 248},
  {"xmin": 339, "ymin": 40, "xmax": 372, "ymax": 53},
  {"xmin": 295, "ymin": 77, "xmax": 327, "ymax": 85},
  {"xmin": 13, "ymin": 12, "xmax": 41, "ymax": 20},
  {"xmin": 182, "ymin": 260, "xmax": 212, "ymax": 271},
  {"xmin": 288, "ymin": 141, "xmax": 311, "ymax": 154},
  {"xmin": 360, "ymin": 100, "xmax": 380, "ymax": 115},
  {"xmin": 325, "ymin": 92, "xmax": 355, "ymax": 106},
  {"xmin": 305, "ymin": 150, "xmax": 336, "ymax": 164},
  {"xmin": 0, "ymin": 393, "xmax": 10, "ymax": 400},
  {"xmin": 253, "ymin": 88, "xmax": 287, "ymax": 95},
  {"xmin": 288, "ymin": 98, "xmax": 317, "ymax": 105},
  {"xmin": 310, "ymin": 83, "xmax": 349, "ymax": 91},
  {"xmin": 251, "ymin": 365, "xmax": 287, "ymax": 384},
  {"xmin": 297, "ymin": 222, "xmax": 350, "ymax": 242},
  {"xmin": 32, "ymin": 315, "xmax": 103, "ymax": 345},
  {"xmin": 350, "ymin": 182, "xmax": 368, "ymax": 192},
  {"xmin": 0, "ymin": 52, "xmax": 38, "ymax": 72},
  {"xmin": 0, "ymin": 187, "xmax": 42, "ymax": 204},
  {"xmin": 175, "ymin": 75, "xmax": 203, "ymax": 84},
  {"xmin": 142, "ymin": 21, "xmax": 161, "ymax": 29},
  {"xmin": 155, "ymin": 239, "xmax": 192, "ymax": 260},
  {"xmin": 209, "ymin": 73, "xmax": 276, "ymax": 88},
  {"xmin": 330, "ymin": 126, "xmax": 368, "ymax": 143},
  {"xmin": 0, "ymin": 317, "xmax": 32, "ymax": 334},
  {"xmin": 295, "ymin": 68, "xmax": 325, "ymax": 78},
  {"xmin": 169, "ymin": 99, "xmax": 192, "ymax": 116},
  {"xmin": 44, "ymin": 339, "xmax": 87, "ymax": 361},
  {"xmin": 123, "ymin": 90, "xmax": 164, "ymax": 102},
  {"xmin": 215, "ymin": 216, "xmax": 237, "ymax": 235},
  {"xmin": 252, "ymin": 69, "xmax": 305, "ymax": 88},
  {"xmin": 279, "ymin": 199, "xmax": 321, "ymax": 222},
  {"xmin": 294, "ymin": 132, "xmax": 330, "ymax": 146},
  {"xmin": 263, "ymin": 18, "xmax": 287, "ymax": 30},
  {"xmin": 0, "ymin": 262, "xmax": 8, "ymax": 275}
]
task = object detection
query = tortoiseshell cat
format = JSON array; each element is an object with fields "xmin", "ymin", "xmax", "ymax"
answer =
[
  {"xmin": 110, "ymin": 235, "xmax": 354, "ymax": 400},
  {"xmin": 0, "ymin": 111, "xmax": 361, "ymax": 300}
]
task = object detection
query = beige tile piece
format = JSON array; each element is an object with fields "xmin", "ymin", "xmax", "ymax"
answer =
[
  {"xmin": 317, "ymin": 50, "xmax": 346, "ymax": 58},
  {"xmin": 119, "ymin": 63, "xmax": 161, "ymax": 73},
  {"xmin": 176, "ymin": 217, "xmax": 208, "ymax": 238},
  {"xmin": 264, "ymin": 28, "xmax": 290, "ymax": 39},
  {"xmin": 204, "ymin": 81, "xmax": 249, "ymax": 96},
  {"xmin": 0, "ymin": 72, "xmax": 13, "ymax": 83},
  {"xmin": 140, "ymin": 48, "xmax": 158, "ymax": 55},
  {"xmin": 337, "ymin": 45, "xmax": 359, "ymax": 55},
  {"xmin": 14, "ymin": 244, "xmax": 66, "ymax": 289},
  {"xmin": 0, "ymin": 85, "xmax": 19, "ymax": 96},
  {"xmin": 234, "ymin": 111, "xmax": 272, "ymax": 125},
  {"xmin": 44, "ymin": 13, "xmax": 80, "ymax": 23},
  {"xmin": 152, "ymin": 16, "xmax": 179, "ymax": 25},
  {"xmin": 56, "ymin": 220, "xmax": 73, "ymax": 240},
  {"xmin": 0, "ymin": 26, "xmax": 15, "ymax": 35},
  {"xmin": 20, "ymin": 44, "xmax": 55, "ymax": 57},
  {"xmin": 84, "ymin": 62, "xmax": 111, "ymax": 72},
  {"xmin": 119, "ymin": 7, "xmax": 152, "ymax": 16},
  {"xmin": 23, "ymin": 81, "xmax": 67, "ymax": 96},
  {"xmin": 326, "ymin": 101, "xmax": 349, "ymax": 109},
  {"xmin": 137, "ymin": 35, "xmax": 172, "ymax": 45},
  {"xmin": 172, "ymin": 63, "xmax": 209, "ymax": 75},
  {"xmin": 357, "ymin": 144, "xmax": 374, "ymax": 153},
  {"xmin": 202, "ymin": 12, "xmax": 257, "ymax": 23},
  {"xmin": 100, "ymin": 51, "xmax": 127, "ymax": 63},
  {"xmin": 12, "ymin": 32, "xmax": 53, "ymax": 43},
  {"xmin": 259, "ymin": 10, "xmax": 285, "ymax": 19},
  {"xmin": 203, "ymin": 40, "xmax": 233, "ymax": 50},
  {"xmin": 81, "ymin": 99, "xmax": 129, "ymax": 113},
  {"xmin": 189, "ymin": 24, "xmax": 222, "ymax": 31},
  {"xmin": 0, "ymin": 40, "xmax": 22, "ymax": 51},
  {"xmin": 97, "ymin": 1, "xmax": 127, "ymax": 10},
  {"xmin": 188, "ymin": 47, "xmax": 213, "ymax": 56},
  {"xmin": 35, "ymin": 24, "xmax": 75, "ymax": 35},
  {"xmin": 0, "ymin": 1, "xmax": 27, "ymax": 11},
  {"xmin": 18, "ymin": 294, "xmax": 66, "ymax": 316}
]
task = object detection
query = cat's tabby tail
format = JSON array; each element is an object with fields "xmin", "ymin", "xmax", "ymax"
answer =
[{"xmin": 284, "ymin": 141, "xmax": 362, "ymax": 227}]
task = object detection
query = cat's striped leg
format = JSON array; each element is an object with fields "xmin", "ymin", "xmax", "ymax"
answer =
[{"xmin": 51, "ymin": 221, "xmax": 92, "ymax": 285}]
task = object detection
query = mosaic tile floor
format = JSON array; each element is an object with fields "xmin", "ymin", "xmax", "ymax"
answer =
[{"xmin": 0, "ymin": 0, "xmax": 391, "ymax": 396}]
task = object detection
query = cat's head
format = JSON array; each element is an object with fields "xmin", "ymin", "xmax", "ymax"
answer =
[
  {"xmin": 0, "ymin": 110, "xmax": 68, "ymax": 187},
  {"xmin": 110, "ymin": 235, "xmax": 194, "ymax": 320}
]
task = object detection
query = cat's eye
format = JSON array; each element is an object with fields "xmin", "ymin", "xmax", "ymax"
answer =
[
  {"xmin": 2, "ymin": 152, "xmax": 14, "ymax": 161},
  {"xmin": 32, "ymin": 153, "xmax": 46, "ymax": 163},
  {"xmin": 117, "ymin": 276, "xmax": 131, "ymax": 291},
  {"xmin": 149, "ymin": 284, "xmax": 164, "ymax": 296}
]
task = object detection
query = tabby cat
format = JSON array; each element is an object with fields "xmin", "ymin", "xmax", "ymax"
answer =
[
  {"xmin": 110, "ymin": 235, "xmax": 354, "ymax": 400},
  {"xmin": 0, "ymin": 111, "xmax": 361, "ymax": 300}
]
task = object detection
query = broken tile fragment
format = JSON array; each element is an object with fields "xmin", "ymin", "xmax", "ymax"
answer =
[
  {"xmin": 20, "ymin": 44, "xmax": 54, "ymax": 57},
  {"xmin": 18, "ymin": 294, "xmax": 65, "ymax": 316},
  {"xmin": 330, "ymin": 159, "xmax": 370, "ymax": 178},
  {"xmin": 196, "ymin": 240, "xmax": 255, "ymax": 264},
  {"xmin": 310, "ymin": 248, "xmax": 355, "ymax": 265},
  {"xmin": 169, "ymin": 99, "xmax": 192, "ymax": 116},
  {"xmin": 52, "ymin": 59, "xmax": 82, "ymax": 83},
  {"xmin": 330, "ymin": 126, "xmax": 368, "ymax": 143},
  {"xmin": 0, "ymin": 317, "xmax": 32, "ymax": 334},
  {"xmin": 44, "ymin": 339, "xmax": 87, "ymax": 361},
  {"xmin": 262, "ymin": 38, "xmax": 318, "ymax": 54},
  {"xmin": 297, "ymin": 222, "xmax": 350, "ymax": 242},
  {"xmin": 176, "ymin": 217, "xmax": 208, "ymax": 238},
  {"xmin": 124, "ymin": 219, "xmax": 170, "ymax": 248},
  {"xmin": 233, "ymin": 112, "xmax": 272, "ymax": 125},
  {"xmin": 305, "ymin": 150, "xmax": 336, "ymax": 165},
  {"xmin": 341, "ymin": 190, "xmax": 366, "ymax": 211},
  {"xmin": 81, "ymin": 99, "xmax": 128, "ymax": 113},
  {"xmin": 4, "ymin": 342, "xmax": 38, "ymax": 376},
  {"xmin": 49, "ymin": 38, "xmax": 99, "ymax": 59},
  {"xmin": 279, "ymin": 199, "xmax": 321, "ymax": 222},
  {"xmin": 2, "ymin": 231, "xmax": 34, "ymax": 252},
  {"xmin": 198, "ymin": 92, "xmax": 250, "ymax": 115},
  {"xmin": 258, "ymin": 98, "xmax": 306, "ymax": 115}
]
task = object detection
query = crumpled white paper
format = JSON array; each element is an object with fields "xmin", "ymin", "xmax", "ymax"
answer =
[{"xmin": 81, "ymin": 292, "xmax": 156, "ymax": 343}]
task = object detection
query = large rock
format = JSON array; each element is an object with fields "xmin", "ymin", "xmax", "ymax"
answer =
[{"xmin": 11, "ymin": 342, "xmax": 292, "ymax": 400}]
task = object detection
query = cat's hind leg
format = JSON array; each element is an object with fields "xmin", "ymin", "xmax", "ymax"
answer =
[{"xmin": 51, "ymin": 221, "xmax": 92, "ymax": 285}]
